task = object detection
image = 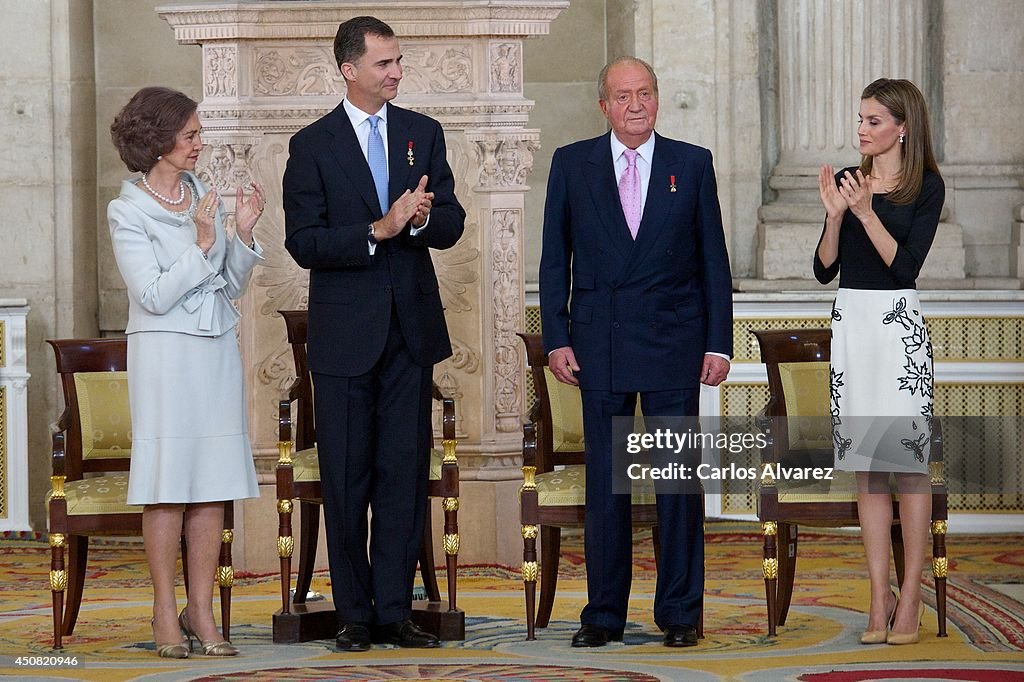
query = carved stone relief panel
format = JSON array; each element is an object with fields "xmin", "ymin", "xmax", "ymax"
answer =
[
  {"xmin": 489, "ymin": 42, "xmax": 521, "ymax": 93},
  {"xmin": 252, "ymin": 43, "xmax": 478, "ymax": 98},
  {"xmin": 433, "ymin": 136, "xmax": 482, "ymax": 316},
  {"xmin": 197, "ymin": 140, "xmax": 258, "ymax": 193},
  {"xmin": 469, "ymin": 132, "xmax": 539, "ymax": 189},
  {"xmin": 204, "ymin": 45, "xmax": 238, "ymax": 97},
  {"xmin": 254, "ymin": 47, "xmax": 345, "ymax": 97},
  {"xmin": 490, "ymin": 209, "xmax": 523, "ymax": 434},
  {"xmin": 400, "ymin": 44, "xmax": 475, "ymax": 94}
]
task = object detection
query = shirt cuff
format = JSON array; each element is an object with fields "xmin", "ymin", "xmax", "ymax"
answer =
[
  {"xmin": 410, "ymin": 212, "xmax": 430, "ymax": 235},
  {"xmin": 705, "ymin": 352, "xmax": 731, "ymax": 361}
]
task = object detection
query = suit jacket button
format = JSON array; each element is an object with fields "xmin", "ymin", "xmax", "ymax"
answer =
[
  {"xmin": 385, "ymin": 285, "xmax": 392, "ymax": 294},
  {"xmin": 666, "ymin": 249, "xmax": 674, "ymax": 255},
  {"xmin": 613, "ymin": 322, "xmax": 620, "ymax": 329}
]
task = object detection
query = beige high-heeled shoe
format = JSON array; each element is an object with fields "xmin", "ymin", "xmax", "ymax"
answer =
[
  {"xmin": 178, "ymin": 608, "xmax": 239, "ymax": 656},
  {"xmin": 887, "ymin": 600, "xmax": 925, "ymax": 645},
  {"xmin": 860, "ymin": 589, "xmax": 898, "ymax": 644},
  {"xmin": 151, "ymin": 619, "xmax": 189, "ymax": 659}
]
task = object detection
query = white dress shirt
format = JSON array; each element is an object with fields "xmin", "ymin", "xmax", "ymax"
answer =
[
  {"xmin": 610, "ymin": 132, "xmax": 655, "ymax": 218},
  {"xmin": 342, "ymin": 99, "xmax": 425, "ymax": 253}
]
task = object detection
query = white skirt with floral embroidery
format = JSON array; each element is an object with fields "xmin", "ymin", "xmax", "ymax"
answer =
[{"xmin": 829, "ymin": 288, "xmax": 933, "ymax": 473}]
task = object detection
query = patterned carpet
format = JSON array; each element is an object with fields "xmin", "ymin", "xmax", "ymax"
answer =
[{"xmin": 2, "ymin": 522, "xmax": 1023, "ymax": 681}]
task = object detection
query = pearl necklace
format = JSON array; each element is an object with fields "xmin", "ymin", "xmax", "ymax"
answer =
[{"xmin": 141, "ymin": 173, "xmax": 186, "ymax": 205}]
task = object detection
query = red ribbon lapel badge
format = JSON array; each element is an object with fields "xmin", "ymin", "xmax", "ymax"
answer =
[
  {"xmin": 407, "ymin": 141, "xmax": 415, "ymax": 166},
  {"xmin": 669, "ymin": 175, "xmax": 677, "ymax": 193}
]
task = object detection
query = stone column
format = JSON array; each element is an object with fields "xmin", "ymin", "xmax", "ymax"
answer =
[
  {"xmin": 758, "ymin": 0, "xmax": 964, "ymax": 282},
  {"xmin": 157, "ymin": 1, "xmax": 567, "ymax": 568}
]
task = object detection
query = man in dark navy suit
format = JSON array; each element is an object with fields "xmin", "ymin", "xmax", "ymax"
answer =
[
  {"xmin": 540, "ymin": 57, "xmax": 733, "ymax": 648},
  {"xmin": 283, "ymin": 16, "xmax": 464, "ymax": 652}
]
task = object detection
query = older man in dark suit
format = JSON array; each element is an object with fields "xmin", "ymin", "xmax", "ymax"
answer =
[
  {"xmin": 540, "ymin": 56, "xmax": 733, "ymax": 648},
  {"xmin": 283, "ymin": 16, "xmax": 465, "ymax": 652}
]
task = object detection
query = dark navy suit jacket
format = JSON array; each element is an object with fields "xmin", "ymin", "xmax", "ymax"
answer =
[
  {"xmin": 539, "ymin": 132, "xmax": 733, "ymax": 393},
  {"xmin": 283, "ymin": 102, "xmax": 465, "ymax": 377}
]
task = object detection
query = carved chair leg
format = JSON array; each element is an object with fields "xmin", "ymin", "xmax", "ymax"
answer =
[
  {"xmin": 522, "ymin": 522, "xmax": 539, "ymax": 641},
  {"xmin": 537, "ymin": 525, "xmax": 562, "ymax": 629},
  {"xmin": 218, "ymin": 526, "xmax": 233, "ymax": 641},
  {"xmin": 420, "ymin": 507, "xmax": 441, "ymax": 602},
  {"xmin": 62, "ymin": 535, "xmax": 88, "ymax": 636},
  {"xmin": 762, "ymin": 521, "xmax": 779, "ymax": 636},
  {"xmin": 49, "ymin": 533, "xmax": 68, "ymax": 649},
  {"xmin": 932, "ymin": 519, "xmax": 948, "ymax": 637},
  {"xmin": 276, "ymin": 497, "xmax": 294, "ymax": 613},
  {"xmin": 443, "ymin": 496, "xmax": 459, "ymax": 611},
  {"xmin": 776, "ymin": 523, "xmax": 797, "ymax": 626},
  {"xmin": 292, "ymin": 501, "xmax": 319, "ymax": 605}
]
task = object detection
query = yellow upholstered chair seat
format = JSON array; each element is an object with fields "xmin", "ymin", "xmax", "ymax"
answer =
[
  {"xmin": 46, "ymin": 474, "xmax": 135, "ymax": 515},
  {"xmin": 290, "ymin": 447, "xmax": 444, "ymax": 485},
  {"xmin": 534, "ymin": 465, "xmax": 656, "ymax": 506}
]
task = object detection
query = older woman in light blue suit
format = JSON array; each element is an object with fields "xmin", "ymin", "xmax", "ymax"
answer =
[{"xmin": 109, "ymin": 87, "xmax": 265, "ymax": 658}]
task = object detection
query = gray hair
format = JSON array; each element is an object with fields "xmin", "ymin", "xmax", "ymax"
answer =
[{"xmin": 598, "ymin": 56, "xmax": 659, "ymax": 101}]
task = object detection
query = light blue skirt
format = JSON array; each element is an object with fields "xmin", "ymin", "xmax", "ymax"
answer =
[{"xmin": 126, "ymin": 329, "xmax": 259, "ymax": 504}]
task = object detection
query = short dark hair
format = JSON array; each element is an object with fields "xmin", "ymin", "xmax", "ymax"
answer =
[
  {"xmin": 110, "ymin": 87, "xmax": 197, "ymax": 173},
  {"xmin": 333, "ymin": 16, "xmax": 395, "ymax": 69}
]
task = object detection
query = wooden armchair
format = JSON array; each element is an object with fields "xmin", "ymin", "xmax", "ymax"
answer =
[
  {"xmin": 517, "ymin": 332, "xmax": 672, "ymax": 640},
  {"xmin": 45, "ymin": 338, "xmax": 234, "ymax": 649},
  {"xmin": 752, "ymin": 328, "xmax": 948, "ymax": 637},
  {"xmin": 274, "ymin": 310, "xmax": 461, "ymax": 640}
]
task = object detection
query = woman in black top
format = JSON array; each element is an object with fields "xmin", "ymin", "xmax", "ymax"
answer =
[{"xmin": 814, "ymin": 78, "xmax": 944, "ymax": 646}]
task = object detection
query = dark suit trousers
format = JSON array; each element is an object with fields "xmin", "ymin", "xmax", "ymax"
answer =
[
  {"xmin": 580, "ymin": 387, "xmax": 704, "ymax": 632},
  {"xmin": 312, "ymin": 306, "xmax": 434, "ymax": 626}
]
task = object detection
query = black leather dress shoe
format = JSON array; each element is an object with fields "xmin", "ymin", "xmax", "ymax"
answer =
[
  {"xmin": 335, "ymin": 623, "xmax": 371, "ymax": 652},
  {"xmin": 663, "ymin": 623, "xmax": 698, "ymax": 647},
  {"xmin": 375, "ymin": 620, "xmax": 440, "ymax": 648},
  {"xmin": 571, "ymin": 624, "xmax": 623, "ymax": 648}
]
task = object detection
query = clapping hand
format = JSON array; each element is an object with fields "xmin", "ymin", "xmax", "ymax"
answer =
[
  {"xmin": 195, "ymin": 190, "xmax": 219, "ymax": 255},
  {"xmin": 838, "ymin": 169, "xmax": 874, "ymax": 221},
  {"xmin": 235, "ymin": 182, "xmax": 266, "ymax": 246},
  {"xmin": 818, "ymin": 164, "xmax": 848, "ymax": 220},
  {"xmin": 375, "ymin": 175, "xmax": 434, "ymax": 239}
]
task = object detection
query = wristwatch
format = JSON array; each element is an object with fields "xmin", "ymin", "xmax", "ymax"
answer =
[{"xmin": 367, "ymin": 223, "xmax": 379, "ymax": 246}]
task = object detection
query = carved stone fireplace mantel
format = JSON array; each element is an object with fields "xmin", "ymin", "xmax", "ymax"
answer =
[{"xmin": 156, "ymin": 2, "xmax": 568, "ymax": 490}]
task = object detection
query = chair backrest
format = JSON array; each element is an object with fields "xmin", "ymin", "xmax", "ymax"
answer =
[
  {"xmin": 751, "ymin": 328, "xmax": 835, "ymax": 474},
  {"xmin": 279, "ymin": 310, "xmax": 315, "ymax": 451},
  {"xmin": 46, "ymin": 338, "xmax": 132, "ymax": 480},
  {"xmin": 752, "ymin": 328, "xmax": 831, "ymax": 419},
  {"xmin": 517, "ymin": 333, "xmax": 585, "ymax": 472}
]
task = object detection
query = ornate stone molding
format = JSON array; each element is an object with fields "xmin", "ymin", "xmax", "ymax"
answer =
[
  {"xmin": 158, "ymin": 2, "xmax": 570, "ymax": 42},
  {"xmin": 489, "ymin": 42, "xmax": 521, "ymax": 93},
  {"xmin": 490, "ymin": 209, "xmax": 523, "ymax": 433},
  {"xmin": 196, "ymin": 138, "xmax": 260, "ymax": 192},
  {"xmin": 204, "ymin": 45, "xmax": 237, "ymax": 97},
  {"xmin": 467, "ymin": 130, "xmax": 540, "ymax": 189}
]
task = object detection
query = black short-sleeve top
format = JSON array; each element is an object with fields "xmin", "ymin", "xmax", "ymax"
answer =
[{"xmin": 813, "ymin": 168, "xmax": 945, "ymax": 290}]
